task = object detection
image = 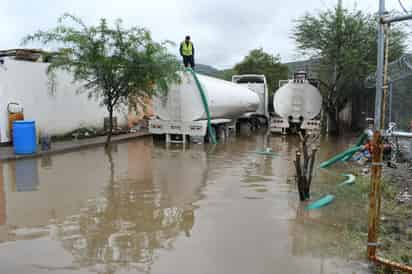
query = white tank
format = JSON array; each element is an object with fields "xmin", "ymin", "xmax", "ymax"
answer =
[
  {"xmin": 153, "ymin": 72, "xmax": 260, "ymax": 121},
  {"xmin": 273, "ymin": 81, "xmax": 322, "ymax": 120}
]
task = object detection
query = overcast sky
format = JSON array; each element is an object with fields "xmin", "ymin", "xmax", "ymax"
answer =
[{"xmin": 0, "ymin": 0, "xmax": 408, "ymax": 68}]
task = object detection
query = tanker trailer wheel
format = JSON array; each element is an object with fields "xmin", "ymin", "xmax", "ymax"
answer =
[
  {"xmin": 250, "ymin": 117, "xmax": 259, "ymax": 130},
  {"xmin": 257, "ymin": 116, "xmax": 269, "ymax": 128},
  {"xmin": 239, "ymin": 121, "xmax": 252, "ymax": 136}
]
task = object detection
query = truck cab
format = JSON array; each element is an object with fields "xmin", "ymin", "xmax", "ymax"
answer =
[{"xmin": 232, "ymin": 74, "xmax": 269, "ymax": 127}]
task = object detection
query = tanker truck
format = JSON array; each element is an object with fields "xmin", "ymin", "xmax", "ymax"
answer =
[
  {"xmin": 231, "ymin": 72, "xmax": 322, "ymax": 134},
  {"xmin": 149, "ymin": 70, "xmax": 260, "ymax": 143},
  {"xmin": 270, "ymin": 71, "xmax": 322, "ymax": 134},
  {"xmin": 231, "ymin": 74, "xmax": 270, "ymax": 130}
]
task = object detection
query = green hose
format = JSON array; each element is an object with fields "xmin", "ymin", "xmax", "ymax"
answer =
[
  {"xmin": 341, "ymin": 132, "xmax": 368, "ymax": 162},
  {"xmin": 186, "ymin": 67, "xmax": 217, "ymax": 144},
  {"xmin": 305, "ymin": 194, "xmax": 335, "ymax": 210},
  {"xmin": 319, "ymin": 145, "xmax": 364, "ymax": 169},
  {"xmin": 305, "ymin": 173, "xmax": 357, "ymax": 210},
  {"xmin": 338, "ymin": 173, "xmax": 356, "ymax": 187}
]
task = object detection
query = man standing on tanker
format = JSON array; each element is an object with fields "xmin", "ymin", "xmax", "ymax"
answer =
[{"xmin": 180, "ymin": 35, "xmax": 195, "ymax": 68}]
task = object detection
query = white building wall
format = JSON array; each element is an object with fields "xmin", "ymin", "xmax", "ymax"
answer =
[{"xmin": 0, "ymin": 59, "xmax": 127, "ymax": 143}]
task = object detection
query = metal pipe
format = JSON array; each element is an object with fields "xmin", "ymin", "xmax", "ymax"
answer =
[
  {"xmin": 370, "ymin": 256, "xmax": 412, "ymax": 273},
  {"xmin": 374, "ymin": 0, "xmax": 385, "ymax": 130},
  {"xmin": 382, "ymin": 13, "xmax": 412, "ymax": 24},
  {"xmin": 380, "ymin": 24, "xmax": 390, "ymax": 129},
  {"xmin": 369, "ymin": 0, "xmax": 385, "ymax": 257},
  {"xmin": 393, "ymin": 131, "xmax": 412, "ymax": 138},
  {"xmin": 388, "ymin": 81, "xmax": 393, "ymax": 124},
  {"xmin": 367, "ymin": 131, "xmax": 383, "ymax": 258}
]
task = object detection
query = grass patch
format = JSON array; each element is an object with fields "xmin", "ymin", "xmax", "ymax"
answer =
[{"xmin": 310, "ymin": 173, "xmax": 412, "ymax": 272}]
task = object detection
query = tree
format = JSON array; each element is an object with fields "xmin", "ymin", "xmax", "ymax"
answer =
[
  {"xmin": 233, "ymin": 48, "xmax": 288, "ymax": 94},
  {"xmin": 221, "ymin": 68, "xmax": 236, "ymax": 81},
  {"xmin": 293, "ymin": 3, "xmax": 406, "ymax": 135},
  {"xmin": 23, "ymin": 14, "xmax": 181, "ymax": 146}
]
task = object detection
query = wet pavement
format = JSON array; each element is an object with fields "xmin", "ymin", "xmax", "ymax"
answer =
[
  {"xmin": 0, "ymin": 133, "xmax": 371, "ymax": 274},
  {"xmin": 0, "ymin": 131, "xmax": 150, "ymax": 161}
]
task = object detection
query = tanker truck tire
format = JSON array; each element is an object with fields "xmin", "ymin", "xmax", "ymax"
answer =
[{"xmin": 239, "ymin": 121, "xmax": 253, "ymax": 136}]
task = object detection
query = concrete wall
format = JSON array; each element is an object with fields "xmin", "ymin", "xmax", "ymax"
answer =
[{"xmin": 0, "ymin": 58, "xmax": 127, "ymax": 143}]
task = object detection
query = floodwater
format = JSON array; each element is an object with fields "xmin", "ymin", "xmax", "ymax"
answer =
[{"xmin": 0, "ymin": 133, "xmax": 371, "ymax": 274}]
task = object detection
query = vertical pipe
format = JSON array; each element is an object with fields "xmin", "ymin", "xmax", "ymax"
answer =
[
  {"xmin": 368, "ymin": 0, "xmax": 385, "ymax": 259},
  {"xmin": 374, "ymin": 23, "xmax": 389, "ymax": 237},
  {"xmin": 367, "ymin": 131, "xmax": 383, "ymax": 258},
  {"xmin": 374, "ymin": 0, "xmax": 385, "ymax": 130},
  {"xmin": 388, "ymin": 81, "xmax": 393, "ymax": 124},
  {"xmin": 381, "ymin": 24, "xmax": 390, "ymax": 128}
]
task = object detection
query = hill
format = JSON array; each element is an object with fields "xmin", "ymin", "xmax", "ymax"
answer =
[{"xmin": 195, "ymin": 64, "xmax": 225, "ymax": 79}]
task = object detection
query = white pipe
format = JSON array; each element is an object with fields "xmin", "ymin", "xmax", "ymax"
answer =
[{"xmin": 392, "ymin": 131, "xmax": 412, "ymax": 138}]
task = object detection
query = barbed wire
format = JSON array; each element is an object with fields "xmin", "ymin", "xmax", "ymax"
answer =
[{"xmin": 365, "ymin": 53, "xmax": 412, "ymax": 88}]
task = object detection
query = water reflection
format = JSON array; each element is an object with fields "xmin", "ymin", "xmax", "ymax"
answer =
[
  {"xmin": 52, "ymin": 144, "xmax": 204, "ymax": 273},
  {"xmin": 9, "ymin": 158, "xmax": 39, "ymax": 192},
  {"xmin": 40, "ymin": 155, "xmax": 53, "ymax": 169},
  {"xmin": 0, "ymin": 139, "xmax": 207, "ymax": 273},
  {"xmin": 0, "ymin": 161, "xmax": 5, "ymax": 226},
  {"xmin": 54, "ymin": 186, "xmax": 195, "ymax": 273}
]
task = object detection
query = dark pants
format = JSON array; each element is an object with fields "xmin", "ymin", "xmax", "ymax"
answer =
[{"xmin": 183, "ymin": 55, "xmax": 195, "ymax": 68}]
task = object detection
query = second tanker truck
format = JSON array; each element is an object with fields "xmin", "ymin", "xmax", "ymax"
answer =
[
  {"xmin": 233, "ymin": 71, "xmax": 322, "ymax": 135},
  {"xmin": 270, "ymin": 71, "xmax": 322, "ymax": 134},
  {"xmin": 149, "ymin": 69, "xmax": 322, "ymax": 143}
]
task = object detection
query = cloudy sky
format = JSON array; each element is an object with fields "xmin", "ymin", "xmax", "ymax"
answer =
[{"xmin": 0, "ymin": 0, "xmax": 408, "ymax": 68}]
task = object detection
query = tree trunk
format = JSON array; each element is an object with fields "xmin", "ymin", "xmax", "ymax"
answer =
[
  {"xmin": 106, "ymin": 106, "xmax": 113, "ymax": 147},
  {"xmin": 294, "ymin": 134, "xmax": 319, "ymax": 201}
]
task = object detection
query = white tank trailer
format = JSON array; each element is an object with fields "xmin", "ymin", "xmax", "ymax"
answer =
[
  {"xmin": 270, "ymin": 71, "xmax": 322, "ymax": 134},
  {"xmin": 149, "ymin": 71, "xmax": 260, "ymax": 143}
]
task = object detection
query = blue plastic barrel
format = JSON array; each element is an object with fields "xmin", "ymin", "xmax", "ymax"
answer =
[{"xmin": 13, "ymin": 120, "xmax": 37, "ymax": 155}]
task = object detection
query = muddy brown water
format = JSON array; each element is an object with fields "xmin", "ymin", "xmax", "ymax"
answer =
[{"xmin": 0, "ymin": 133, "xmax": 371, "ymax": 274}]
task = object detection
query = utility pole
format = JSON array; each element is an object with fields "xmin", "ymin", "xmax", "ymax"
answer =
[
  {"xmin": 374, "ymin": 0, "xmax": 385, "ymax": 130},
  {"xmin": 367, "ymin": 1, "xmax": 412, "ymax": 272},
  {"xmin": 367, "ymin": 0, "xmax": 385, "ymax": 260}
]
